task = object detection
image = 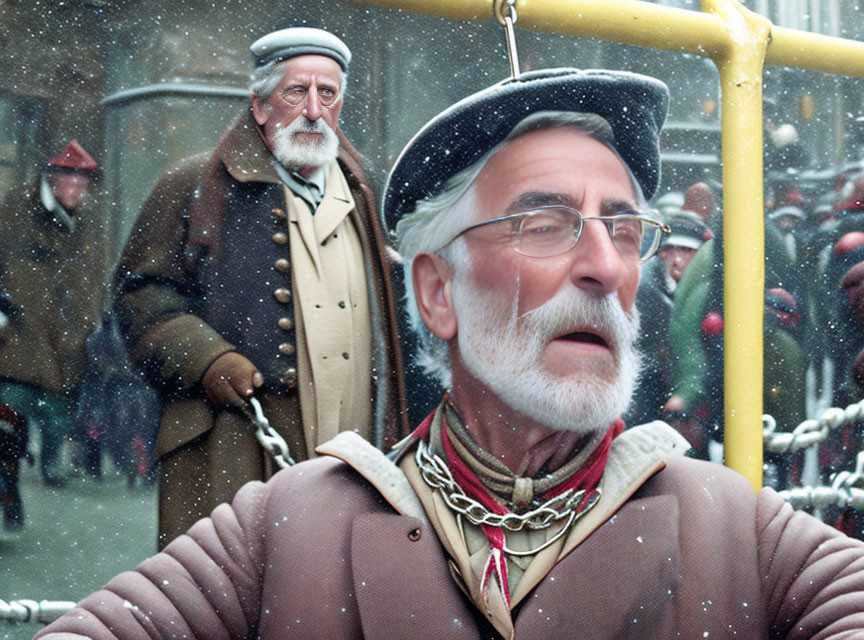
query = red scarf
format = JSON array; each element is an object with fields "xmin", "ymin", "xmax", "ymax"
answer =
[{"xmin": 412, "ymin": 406, "xmax": 624, "ymax": 608}]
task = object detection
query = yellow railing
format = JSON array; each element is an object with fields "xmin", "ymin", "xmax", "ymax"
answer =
[{"xmin": 358, "ymin": 0, "xmax": 864, "ymax": 491}]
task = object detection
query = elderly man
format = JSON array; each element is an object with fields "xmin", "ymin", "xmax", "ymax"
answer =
[
  {"xmin": 114, "ymin": 27, "xmax": 406, "ymax": 547},
  {"xmin": 39, "ymin": 69, "xmax": 864, "ymax": 639}
]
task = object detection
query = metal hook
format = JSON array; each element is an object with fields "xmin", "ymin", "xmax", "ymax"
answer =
[{"xmin": 494, "ymin": 0, "xmax": 521, "ymax": 79}]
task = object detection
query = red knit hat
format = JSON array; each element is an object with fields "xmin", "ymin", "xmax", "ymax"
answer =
[{"xmin": 47, "ymin": 140, "xmax": 98, "ymax": 172}]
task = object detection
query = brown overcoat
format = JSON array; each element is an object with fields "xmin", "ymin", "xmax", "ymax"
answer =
[
  {"xmin": 36, "ymin": 427, "xmax": 864, "ymax": 639},
  {"xmin": 114, "ymin": 109, "xmax": 407, "ymax": 545},
  {"xmin": 0, "ymin": 183, "xmax": 107, "ymax": 392}
]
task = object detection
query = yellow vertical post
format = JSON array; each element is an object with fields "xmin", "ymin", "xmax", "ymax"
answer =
[{"xmin": 703, "ymin": 0, "xmax": 771, "ymax": 491}]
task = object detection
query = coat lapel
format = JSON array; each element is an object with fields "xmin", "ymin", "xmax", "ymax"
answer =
[
  {"xmin": 514, "ymin": 494, "xmax": 680, "ymax": 639},
  {"xmin": 351, "ymin": 513, "xmax": 482, "ymax": 640},
  {"xmin": 511, "ymin": 421, "xmax": 689, "ymax": 605},
  {"xmin": 314, "ymin": 162, "xmax": 355, "ymax": 242}
]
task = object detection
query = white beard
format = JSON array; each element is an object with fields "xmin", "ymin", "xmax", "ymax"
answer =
[
  {"xmin": 452, "ymin": 271, "xmax": 642, "ymax": 435},
  {"xmin": 271, "ymin": 117, "xmax": 339, "ymax": 170}
]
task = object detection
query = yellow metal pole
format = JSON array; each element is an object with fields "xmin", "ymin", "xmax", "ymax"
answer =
[
  {"xmin": 359, "ymin": 0, "xmax": 864, "ymax": 80},
  {"xmin": 360, "ymin": 0, "xmax": 731, "ymax": 59},
  {"xmin": 768, "ymin": 26, "xmax": 864, "ymax": 77},
  {"xmin": 700, "ymin": 0, "xmax": 771, "ymax": 491}
]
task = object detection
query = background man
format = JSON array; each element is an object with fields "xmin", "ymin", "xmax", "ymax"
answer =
[
  {"xmin": 38, "ymin": 69, "xmax": 864, "ymax": 639},
  {"xmin": 114, "ymin": 27, "xmax": 406, "ymax": 547},
  {"xmin": 626, "ymin": 208, "xmax": 709, "ymax": 434},
  {"xmin": 0, "ymin": 140, "xmax": 105, "ymax": 488}
]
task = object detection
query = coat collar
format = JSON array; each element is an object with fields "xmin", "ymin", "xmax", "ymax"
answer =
[
  {"xmin": 215, "ymin": 110, "xmax": 281, "ymax": 184},
  {"xmin": 317, "ymin": 422, "xmax": 689, "ymax": 639},
  {"xmin": 215, "ymin": 108, "xmax": 368, "ymax": 188},
  {"xmin": 188, "ymin": 108, "xmax": 372, "ymax": 254},
  {"xmin": 316, "ymin": 421, "xmax": 689, "ymax": 531}
]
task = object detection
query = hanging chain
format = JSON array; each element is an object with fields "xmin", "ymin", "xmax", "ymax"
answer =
[
  {"xmin": 494, "ymin": 0, "xmax": 521, "ymax": 79},
  {"xmin": 0, "ymin": 599, "xmax": 75, "ymax": 624},
  {"xmin": 242, "ymin": 397, "xmax": 295, "ymax": 468},
  {"xmin": 763, "ymin": 397, "xmax": 864, "ymax": 453},
  {"xmin": 415, "ymin": 440, "xmax": 599, "ymax": 532},
  {"xmin": 781, "ymin": 450, "xmax": 864, "ymax": 510}
]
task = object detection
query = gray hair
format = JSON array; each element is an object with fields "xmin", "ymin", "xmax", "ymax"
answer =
[
  {"xmin": 395, "ymin": 110, "xmax": 648, "ymax": 388},
  {"xmin": 250, "ymin": 59, "xmax": 349, "ymax": 102}
]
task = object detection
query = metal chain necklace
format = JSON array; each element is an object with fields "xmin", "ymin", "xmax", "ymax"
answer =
[{"xmin": 415, "ymin": 440, "xmax": 600, "ymax": 555}]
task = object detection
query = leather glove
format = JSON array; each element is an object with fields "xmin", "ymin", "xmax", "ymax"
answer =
[{"xmin": 202, "ymin": 352, "xmax": 264, "ymax": 407}]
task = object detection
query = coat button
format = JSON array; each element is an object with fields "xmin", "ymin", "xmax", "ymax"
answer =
[
  {"xmin": 274, "ymin": 258, "xmax": 290, "ymax": 273},
  {"xmin": 278, "ymin": 317, "xmax": 293, "ymax": 331},
  {"xmin": 280, "ymin": 367, "xmax": 298, "ymax": 389},
  {"xmin": 272, "ymin": 207, "xmax": 286, "ymax": 219},
  {"xmin": 338, "ymin": 300, "xmax": 346, "ymax": 309},
  {"xmin": 408, "ymin": 528, "xmax": 422, "ymax": 541},
  {"xmin": 274, "ymin": 288, "xmax": 292, "ymax": 303},
  {"xmin": 272, "ymin": 231, "xmax": 288, "ymax": 245},
  {"xmin": 279, "ymin": 342, "xmax": 295, "ymax": 356}
]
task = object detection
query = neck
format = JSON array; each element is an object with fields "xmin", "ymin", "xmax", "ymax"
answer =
[
  {"xmin": 448, "ymin": 357, "xmax": 588, "ymax": 475},
  {"xmin": 297, "ymin": 165, "xmax": 318, "ymax": 179}
]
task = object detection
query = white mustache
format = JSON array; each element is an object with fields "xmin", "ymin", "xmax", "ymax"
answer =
[{"xmin": 515, "ymin": 288, "xmax": 640, "ymax": 362}]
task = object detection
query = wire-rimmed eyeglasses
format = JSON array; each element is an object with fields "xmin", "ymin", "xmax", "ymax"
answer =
[{"xmin": 449, "ymin": 205, "xmax": 671, "ymax": 262}]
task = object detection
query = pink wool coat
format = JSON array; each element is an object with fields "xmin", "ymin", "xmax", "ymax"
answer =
[{"xmin": 36, "ymin": 438, "xmax": 864, "ymax": 639}]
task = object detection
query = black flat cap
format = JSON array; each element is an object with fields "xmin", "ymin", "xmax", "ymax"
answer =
[{"xmin": 384, "ymin": 68, "xmax": 669, "ymax": 231}]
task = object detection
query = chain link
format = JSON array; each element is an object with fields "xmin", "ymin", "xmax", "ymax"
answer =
[
  {"xmin": 763, "ymin": 397, "xmax": 864, "ymax": 453},
  {"xmin": 0, "ymin": 599, "xmax": 74, "ymax": 624},
  {"xmin": 780, "ymin": 450, "xmax": 864, "ymax": 510},
  {"xmin": 242, "ymin": 397, "xmax": 295, "ymax": 468},
  {"xmin": 415, "ymin": 440, "xmax": 597, "ymax": 532}
]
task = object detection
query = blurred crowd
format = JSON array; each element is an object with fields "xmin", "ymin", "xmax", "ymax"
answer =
[{"xmin": 626, "ymin": 166, "xmax": 864, "ymax": 532}]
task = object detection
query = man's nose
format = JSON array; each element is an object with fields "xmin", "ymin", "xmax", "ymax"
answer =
[
  {"xmin": 567, "ymin": 218, "xmax": 627, "ymax": 295},
  {"xmin": 304, "ymin": 89, "xmax": 323, "ymax": 121}
]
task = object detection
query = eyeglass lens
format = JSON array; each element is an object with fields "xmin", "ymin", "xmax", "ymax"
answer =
[{"xmin": 514, "ymin": 208, "xmax": 659, "ymax": 260}]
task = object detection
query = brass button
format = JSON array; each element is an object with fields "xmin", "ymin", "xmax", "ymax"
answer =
[
  {"xmin": 281, "ymin": 367, "xmax": 298, "ymax": 388},
  {"xmin": 272, "ymin": 231, "xmax": 288, "ymax": 245},
  {"xmin": 273, "ymin": 288, "xmax": 292, "ymax": 304},
  {"xmin": 408, "ymin": 527, "xmax": 422, "ymax": 542},
  {"xmin": 272, "ymin": 207, "xmax": 286, "ymax": 219},
  {"xmin": 278, "ymin": 317, "xmax": 294, "ymax": 331},
  {"xmin": 279, "ymin": 342, "xmax": 295, "ymax": 356},
  {"xmin": 274, "ymin": 258, "xmax": 290, "ymax": 273}
]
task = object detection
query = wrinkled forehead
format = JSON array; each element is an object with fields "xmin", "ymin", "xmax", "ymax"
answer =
[
  {"xmin": 278, "ymin": 54, "xmax": 343, "ymax": 86},
  {"xmin": 472, "ymin": 126, "xmax": 644, "ymax": 215}
]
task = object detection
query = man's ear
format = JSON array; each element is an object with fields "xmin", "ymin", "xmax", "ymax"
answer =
[
  {"xmin": 413, "ymin": 251, "xmax": 457, "ymax": 341},
  {"xmin": 251, "ymin": 94, "xmax": 269, "ymax": 127}
]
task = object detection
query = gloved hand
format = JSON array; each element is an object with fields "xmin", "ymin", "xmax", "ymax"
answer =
[{"xmin": 202, "ymin": 352, "xmax": 264, "ymax": 407}]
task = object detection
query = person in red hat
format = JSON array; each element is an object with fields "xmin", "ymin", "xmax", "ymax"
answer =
[{"xmin": 0, "ymin": 139, "xmax": 108, "ymax": 488}]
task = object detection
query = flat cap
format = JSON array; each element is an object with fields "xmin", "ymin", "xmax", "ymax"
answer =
[
  {"xmin": 250, "ymin": 27, "xmax": 351, "ymax": 71},
  {"xmin": 663, "ymin": 209, "xmax": 711, "ymax": 250},
  {"xmin": 384, "ymin": 68, "xmax": 669, "ymax": 231}
]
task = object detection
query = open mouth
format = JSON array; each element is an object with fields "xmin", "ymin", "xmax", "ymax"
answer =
[{"xmin": 556, "ymin": 331, "xmax": 609, "ymax": 348}]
